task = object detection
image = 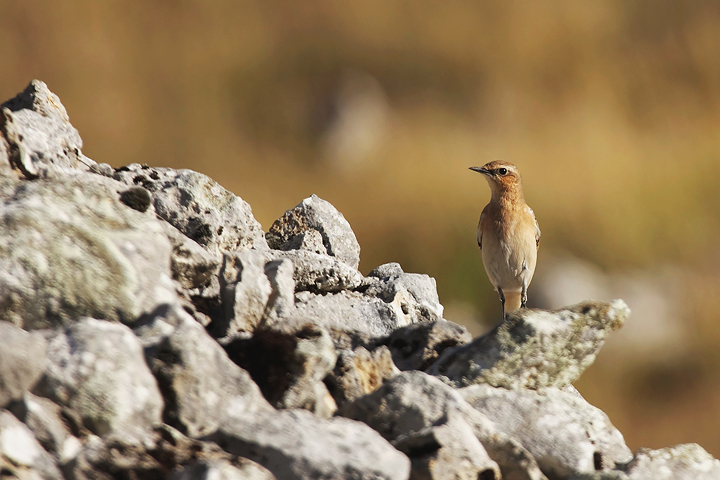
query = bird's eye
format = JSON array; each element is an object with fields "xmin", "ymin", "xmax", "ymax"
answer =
[{"xmin": 497, "ymin": 168, "xmax": 508, "ymax": 175}]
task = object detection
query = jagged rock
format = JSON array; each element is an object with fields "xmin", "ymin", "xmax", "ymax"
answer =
[
  {"xmin": 225, "ymin": 318, "xmax": 337, "ymax": 417},
  {"xmin": 364, "ymin": 263, "xmax": 445, "ymax": 323},
  {"xmin": 461, "ymin": 385, "xmax": 632, "ymax": 478},
  {"xmin": 218, "ymin": 250, "xmax": 273, "ymax": 337},
  {"xmin": 206, "ymin": 409, "xmax": 410, "ymax": 480},
  {"xmin": 113, "ymin": 164, "xmax": 268, "ymax": 253},
  {"xmin": 384, "ymin": 320, "xmax": 472, "ymax": 371},
  {"xmin": 169, "ymin": 459, "xmax": 277, "ymax": 480},
  {"xmin": 139, "ymin": 305, "xmax": 273, "ymax": 438},
  {"xmin": 325, "ymin": 345, "xmax": 398, "ymax": 408},
  {"xmin": 161, "ymin": 221, "xmax": 222, "ymax": 291},
  {"xmin": 393, "ymin": 410, "xmax": 501, "ymax": 480},
  {"xmin": 0, "ymin": 176, "xmax": 177, "ymax": 329},
  {"xmin": 270, "ymin": 248, "xmax": 364, "ymax": 293},
  {"xmin": 427, "ymin": 300, "xmax": 628, "ymax": 389},
  {"xmin": 267, "ymin": 194, "xmax": 361, "ymax": 269},
  {"xmin": 7, "ymin": 393, "xmax": 77, "ymax": 462},
  {"xmin": 0, "ymin": 322, "xmax": 46, "ymax": 408},
  {"xmin": 34, "ymin": 318, "xmax": 164, "ymax": 445},
  {"xmin": 0, "ymin": 80, "xmax": 94, "ymax": 178},
  {"xmin": 338, "ymin": 371, "xmax": 546, "ymax": 480},
  {"xmin": 294, "ymin": 290, "xmax": 402, "ymax": 338},
  {"xmin": 0, "ymin": 409, "xmax": 61, "ymax": 480}
]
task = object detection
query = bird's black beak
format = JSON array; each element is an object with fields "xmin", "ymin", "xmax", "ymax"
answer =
[{"xmin": 469, "ymin": 166, "xmax": 489, "ymax": 175}]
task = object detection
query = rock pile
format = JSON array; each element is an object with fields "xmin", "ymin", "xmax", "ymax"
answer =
[{"xmin": 0, "ymin": 80, "xmax": 717, "ymax": 480}]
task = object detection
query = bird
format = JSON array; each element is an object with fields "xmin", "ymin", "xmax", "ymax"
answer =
[{"xmin": 470, "ymin": 161, "xmax": 540, "ymax": 317}]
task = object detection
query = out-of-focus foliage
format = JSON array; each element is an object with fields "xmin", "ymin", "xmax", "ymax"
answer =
[{"xmin": 2, "ymin": 0, "xmax": 720, "ymax": 456}]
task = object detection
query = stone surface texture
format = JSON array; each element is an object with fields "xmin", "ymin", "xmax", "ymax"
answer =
[
  {"xmin": 0, "ymin": 80, "xmax": 714, "ymax": 480},
  {"xmin": 427, "ymin": 300, "xmax": 629, "ymax": 389}
]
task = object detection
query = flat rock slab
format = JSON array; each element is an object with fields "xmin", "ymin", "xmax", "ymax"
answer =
[
  {"xmin": 427, "ymin": 300, "xmax": 629, "ymax": 389},
  {"xmin": 207, "ymin": 409, "xmax": 410, "ymax": 480}
]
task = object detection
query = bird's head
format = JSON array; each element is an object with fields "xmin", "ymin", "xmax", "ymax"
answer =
[{"xmin": 469, "ymin": 161, "xmax": 523, "ymax": 198}]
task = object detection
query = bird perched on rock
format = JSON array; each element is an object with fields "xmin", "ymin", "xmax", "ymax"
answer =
[{"xmin": 470, "ymin": 161, "xmax": 540, "ymax": 317}]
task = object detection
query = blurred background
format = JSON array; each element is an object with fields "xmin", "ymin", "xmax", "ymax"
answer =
[{"xmin": 2, "ymin": 0, "xmax": 720, "ymax": 456}]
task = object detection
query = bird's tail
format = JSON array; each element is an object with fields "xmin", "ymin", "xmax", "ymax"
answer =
[{"xmin": 503, "ymin": 291, "xmax": 523, "ymax": 314}]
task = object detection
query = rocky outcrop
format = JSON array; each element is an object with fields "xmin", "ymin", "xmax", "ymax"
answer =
[{"xmin": 0, "ymin": 80, "xmax": 716, "ymax": 480}]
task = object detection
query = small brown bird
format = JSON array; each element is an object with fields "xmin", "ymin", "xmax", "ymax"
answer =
[{"xmin": 470, "ymin": 161, "xmax": 540, "ymax": 317}]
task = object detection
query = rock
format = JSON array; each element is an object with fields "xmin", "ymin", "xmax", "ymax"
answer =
[
  {"xmin": 0, "ymin": 409, "xmax": 61, "ymax": 480},
  {"xmin": 169, "ymin": 459, "xmax": 277, "ymax": 480},
  {"xmin": 1, "ymin": 80, "xmax": 94, "ymax": 178},
  {"xmin": 34, "ymin": 318, "xmax": 164, "ymax": 445},
  {"xmin": 338, "ymin": 371, "xmax": 546, "ymax": 480},
  {"xmin": 218, "ymin": 250, "xmax": 273, "ymax": 337},
  {"xmin": 393, "ymin": 410, "xmax": 501, "ymax": 480},
  {"xmin": 623, "ymin": 444, "xmax": 720, "ymax": 480},
  {"xmin": 0, "ymin": 322, "xmax": 46, "ymax": 408},
  {"xmin": 364, "ymin": 264, "xmax": 445, "ymax": 323},
  {"xmin": 224, "ymin": 318, "xmax": 337, "ymax": 417},
  {"xmin": 207, "ymin": 409, "xmax": 410, "ymax": 480},
  {"xmin": 325, "ymin": 345, "xmax": 398, "ymax": 408},
  {"xmin": 113, "ymin": 164, "xmax": 268, "ymax": 253},
  {"xmin": 7, "ymin": 393, "xmax": 76, "ymax": 462},
  {"xmin": 426, "ymin": 300, "xmax": 629, "ymax": 389},
  {"xmin": 0, "ymin": 176, "xmax": 177, "ymax": 329},
  {"xmin": 460, "ymin": 385, "xmax": 632, "ymax": 478},
  {"xmin": 160, "ymin": 219, "xmax": 223, "ymax": 292},
  {"xmin": 294, "ymin": 290, "xmax": 401, "ymax": 338},
  {"xmin": 267, "ymin": 194, "xmax": 361, "ymax": 269},
  {"xmin": 263, "ymin": 258, "xmax": 296, "ymax": 322},
  {"xmin": 269, "ymin": 248, "xmax": 363, "ymax": 293},
  {"xmin": 384, "ymin": 320, "xmax": 472, "ymax": 371},
  {"xmin": 139, "ymin": 304, "xmax": 273, "ymax": 438}
]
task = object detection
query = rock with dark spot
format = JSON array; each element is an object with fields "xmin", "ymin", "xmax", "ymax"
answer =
[
  {"xmin": 0, "ymin": 176, "xmax": 177, "ymax": 329},
  {"xmin": 119, "ymin": 186, "xmax": 152, "ymax": 213},
  {"xmin": 267, "ymin": 194, "xmax": 360, "ymax": 269},
  {"xmin": 113, "ymin": 164, "xmax": 267, "ymax": 254}
]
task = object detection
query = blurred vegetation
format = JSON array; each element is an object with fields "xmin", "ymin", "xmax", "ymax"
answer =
[{"xmin": 2, "ymin": 0, "xmax": 720, "ymax": 455}]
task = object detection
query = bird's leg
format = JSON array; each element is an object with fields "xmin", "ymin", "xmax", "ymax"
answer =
[
  {"xmin": 498, "ymin": 288, "xmax": 506, "ymax": 318},
  {"xmin": 521, "ymin": 284, "xmax": 528, "ymax": 309}
]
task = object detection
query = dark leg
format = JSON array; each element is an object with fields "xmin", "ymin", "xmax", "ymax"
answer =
[
  {"xmin": 521, "ymin": 285, "xmax": 528, "ymax": 309},
  {"xmin": 498, "ymin": 288, "xmax": 506, "ymax": 318}
]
